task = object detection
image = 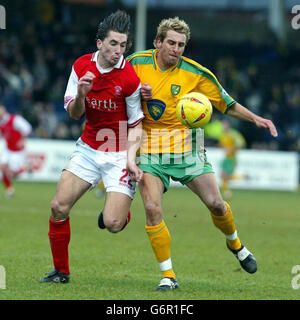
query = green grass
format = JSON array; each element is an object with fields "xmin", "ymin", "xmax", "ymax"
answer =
[{"xmin": 0, "ymin": 182, "xmax": 299, "ymax": 300}]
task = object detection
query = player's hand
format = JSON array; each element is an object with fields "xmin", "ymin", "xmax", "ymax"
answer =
[
  {"xmin": 127, "ymin": 161, "xmax": 143, "ymax": 182},
  {"xmin": 141, "ymin": 83, "xmax": 152, "ymax": 101},
  {"xmin": 254, "ymin": 116, "xmax": 278, "ymax": 137},
  {"xmin": 77, "ymin": 71, "xmax": 96, "ymax": 98}
]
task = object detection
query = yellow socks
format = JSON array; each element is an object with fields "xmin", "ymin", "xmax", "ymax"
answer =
[
  {"xmin": 145, "ymin": 220, "xmax": 176, "ymax": 279},
  {"xmin": 145, "ymin": 203, "xmax": 240, "ymax": 280},
  {"xmin": 211, "ymin": 201, "xmax": 242, "ymax": 251},
  {"xmin": 221, "ymin": 179, "xmax": 229, "ymax": 192}
]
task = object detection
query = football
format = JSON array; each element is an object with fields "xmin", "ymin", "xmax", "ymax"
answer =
[{"xmin": 176, "ymin": 92, "xmax": 213, "ymax": 128}]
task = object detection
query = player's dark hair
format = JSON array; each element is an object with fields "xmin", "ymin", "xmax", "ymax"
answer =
[{"xmin": 96, "ymin": 10, "xmax": 132, "ymax": 52}]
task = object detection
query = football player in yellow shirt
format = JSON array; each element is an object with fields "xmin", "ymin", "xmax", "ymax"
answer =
[
  {"xmin": 126, "ymin": 17, "xmax": 277, "ymax": 291},
  {"xmin": 218, "ymin": 119, "xmax": 247, "ymax": 199}
]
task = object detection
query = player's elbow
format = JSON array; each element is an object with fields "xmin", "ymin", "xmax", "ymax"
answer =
[
  {"xmin": 70, "ymin": 114, "xmax": 81, "ymax": 120},
  {"xmin": 69, "ymin": 110, "xmax": 83, "ymax": 120},
  {"xmin": 68, "ymin": 100, "xmax": 85, "ymax": 120}
]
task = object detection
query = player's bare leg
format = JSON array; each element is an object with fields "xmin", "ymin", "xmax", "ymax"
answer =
[
  {"xmin": 187, "ymin": 173, "xmax": 257, "ymax": 273},
  {"xmin": 40, "ymin": 170, "xmax": 91, "ymax": 283},
  {"xmin": 138, "ymin": 173, "xmax": 179, "ymax": 291},
  {"xmin": 187, "ymin": 173, "xmax": 226, "ymax": 215},
  {"xmin": 51, "ymin": 170, "xmax": 91, "ymax": 220},
  {"xmin": 139, "ymin": 173, "xmax": 164, "ymax": 226},
  {"xmin": 100, "ymin": 191, "xmax": 132, "ymax": 233},
  {"xmin": 1, "ymin": 165, "xmax": 18, "ymax": 198}
]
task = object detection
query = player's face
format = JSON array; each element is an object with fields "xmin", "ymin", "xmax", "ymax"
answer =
[
  {"xmin": 156, "ymin": 30, "xmax": 186, "ymax": 69},
  {"xmin": 97, "ymin": 31, "xmax": 127, "ymax": 68}
]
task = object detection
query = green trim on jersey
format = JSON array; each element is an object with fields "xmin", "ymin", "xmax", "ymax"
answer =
[
  {"xmin": 127, "ymin": 55, "xmax": 153, "ymax": 66},
  {"xmin": 126, "ymin": 49, "xmax": 153, "ymax": 60},
  {"xmin": 127, "ymin": 48, "xmax": 236, "ymax": 114},
  {"xmin": 126, "ymin": 49, "xmax": 156, "ymax": 69},
  {"xmin": 224, "ymin": 100, "xmax": 236, "ymax": 113},
  {"xmin": 178, "ymin": 58, "xmax": 235, "ymax": 106}
]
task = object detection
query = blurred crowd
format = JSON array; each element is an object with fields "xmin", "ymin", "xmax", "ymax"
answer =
[
  {"xmin": 198, "ymin": 42, "xmax": 300, "ymax": 151},
  {"xmin": 0, "ymin": 1, "xmax": 299, "ymax": 151}
]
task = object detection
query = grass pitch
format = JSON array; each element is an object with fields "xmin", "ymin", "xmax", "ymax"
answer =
[{"xmin": 0, "ymin": 181, "xmax": 299, "ymax": 300}]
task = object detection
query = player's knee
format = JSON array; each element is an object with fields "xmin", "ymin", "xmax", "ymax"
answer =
[
  {"xmin": 144, "ymin": 201, "xmax": 162, "ymax": 225},
  {"xmin": 51, "ymin": 198, "xmax": 70, "ymax": 220},
  {"xmin": 105, "ymin": 217, "xmax": 123, "ymax": 233},
  {"xmin": 208, "ymin": 199, "xmax": 226, "ymax": 216}
]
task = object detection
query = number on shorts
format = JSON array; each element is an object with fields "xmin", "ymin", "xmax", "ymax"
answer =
[{"xmin": 119, "ymin": 169, "xmax": 133, "ymax": 188}]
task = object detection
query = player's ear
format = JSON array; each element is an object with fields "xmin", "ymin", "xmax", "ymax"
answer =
[
  {"xmin": 96, "ymin": 39, "xmax": 102, "ymax": 50},
  {"xmin": 156, "ymin": 39, "xmax": 162, "ymax": 49}
]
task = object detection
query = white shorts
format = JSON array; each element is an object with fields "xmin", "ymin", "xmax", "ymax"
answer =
[
  {"xmin": 0, "ymin": 147, "xmax": 26, "ymax": 172},
  {"xmin": 64, "ymin": 138, "xmax": 136, "ymax": 199}
]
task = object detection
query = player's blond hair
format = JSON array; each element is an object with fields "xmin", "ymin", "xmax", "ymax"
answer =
[{"xmin": 154, "ymin": 17, "xmax": 191, "ymax": 48}]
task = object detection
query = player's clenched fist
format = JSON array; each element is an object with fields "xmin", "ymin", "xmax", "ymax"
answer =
[
  {"xmin": 77, "ymin": 71, "xmax": 96, "ymax": 98},
  {"xmin": 141, "ymin": 82, "xmax": 152, "ymax": 101}
]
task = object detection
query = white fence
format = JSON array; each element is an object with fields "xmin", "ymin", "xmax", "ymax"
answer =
[
  {"xmin": 0, "ymin": 138, "xmax": 299, "ymax": 191},
  {"xmin": 171, "ymin": 147, "xmax": 299, "ymax": 191}
]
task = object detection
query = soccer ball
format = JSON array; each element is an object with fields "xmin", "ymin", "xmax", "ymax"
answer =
[{"xmin": 176, "ymin": 92, "xmax": 212, "ymax": 129}]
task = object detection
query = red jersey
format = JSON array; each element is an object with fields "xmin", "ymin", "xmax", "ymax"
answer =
[
  {"xmin": 0, "ymin": 113, "xmax": 32, "ymax": 151},
  {"xmin": 64, "ymin": 51, "xmax": 144, "ymax": 152}
]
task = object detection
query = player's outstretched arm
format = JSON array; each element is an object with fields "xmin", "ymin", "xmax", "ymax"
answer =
[{"xmin": 226, "ymin": 102, "xmax": 278, "ymax": 138}]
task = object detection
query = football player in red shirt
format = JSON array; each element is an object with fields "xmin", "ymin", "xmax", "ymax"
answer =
[
  {"xmin": 40, "ymin": 11, "xmax": 144, "ymax": 283},
  {"xmin": 0, "ymin": 104, "xmax": 32, "ymax": 198}
]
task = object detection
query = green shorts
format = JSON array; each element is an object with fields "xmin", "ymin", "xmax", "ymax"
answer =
[
  {"xmin": 139, "ymin": 152, "xmax": 214, "ymax": 192},
  {"xmin": 221, "ymin": 157, "xmax": 237, "ymax": 175}
]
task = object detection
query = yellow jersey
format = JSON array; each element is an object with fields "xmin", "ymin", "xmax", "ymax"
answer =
[
  {"xmin": 127, "ymin": 49, "xmax": 236, "ymax": 153},
  {"xmin": 219, "ymin": 129, "xmax": 246, "ymax": 158}
]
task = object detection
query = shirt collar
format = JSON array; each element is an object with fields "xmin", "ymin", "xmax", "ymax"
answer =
[
  {"xmin": 91, "ymin": 50, "xmax": 125, "ymax": 73},
  {"xmin": 152, "ymin": 48, "xmax": 180, "ymax": 72}
]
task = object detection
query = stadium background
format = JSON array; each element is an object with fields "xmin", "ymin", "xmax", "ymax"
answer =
[
  {"xmin": 0, "ymin": 0, "xmax": 299, "ymax": 301},
  {"xmin": 0, "ymin": 0, "xmax": 299, "ymax": 152},
  {"xmin": 0, "ymin": 0, "xmax": 299, "ymax": 190}
]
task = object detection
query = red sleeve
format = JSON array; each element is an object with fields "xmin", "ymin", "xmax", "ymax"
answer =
[{"xmin": 73, "ymin": 53, "xmax": 94, "ymax": 78}]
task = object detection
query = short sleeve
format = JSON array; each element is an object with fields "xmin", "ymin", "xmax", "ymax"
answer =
[
  {"xmin": 195, "ymin": 67, "xmax": 236, "ymax": 114},
  {"xmin": 64, "ymin": 66, "xmax": 78, "ymax": 111},
  {"xmin": 125, "ymin": 83, "xmax": 144, "ymax": 127},
  {"xmin": 13, "ymin": 115, "xmax": 32, "ymax": 136}
]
